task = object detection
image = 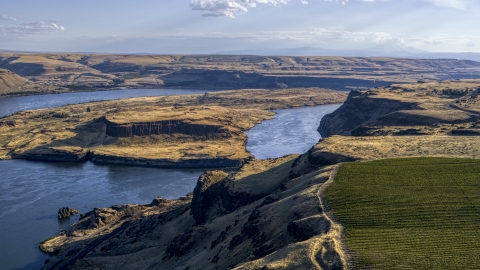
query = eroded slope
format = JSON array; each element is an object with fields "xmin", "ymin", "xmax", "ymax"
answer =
[{"xmin": 41, "ymin": 155, "xmax": 347, "ymax": 270}]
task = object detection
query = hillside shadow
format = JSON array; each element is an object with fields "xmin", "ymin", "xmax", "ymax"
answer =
[
  {"xmin": 15, "ymin": 118, "xmax": 117, "ymax": 160},
  {"xmin": 0, "ymin": 57, "xmax": 46, "ymax": 76}
]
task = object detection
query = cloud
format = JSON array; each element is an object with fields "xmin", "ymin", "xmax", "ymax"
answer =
[
  {"xmin": 0, "ymin": 15, "xmax": 17, "ymax": 21},
  {"xmin": 422, "ymin": 0, "xmax": 468, "ymax": 10},
  {"xmin": 190, "ymin": 0, "xmax": 469, "ymax": 18},
  {"xmin": 190, "ymin": 0, "xmax": 290, "ymax": 18},
  {"xmin": 189, "ymin": 0, "xmax": 371, "ymax": 18},
  {"xmin": 0, "ymin": 21, "xmax": 65, "ymax": 35},
  {"xmin": 189, "ymin": 0, "xmax": 475, "ymax": 18}
]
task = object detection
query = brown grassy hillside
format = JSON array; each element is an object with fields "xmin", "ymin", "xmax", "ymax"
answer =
[
  {"xmin": 3, "ymin": 53, "xmax": 480, "ymax": 94},
  {"xmin": 0, "ymin": 68, "xmax": 37, "ymax": 95}
]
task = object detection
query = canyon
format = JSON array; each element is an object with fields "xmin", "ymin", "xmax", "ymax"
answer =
[{"xmin": 40, "ymin": 79, "xmax": 480, "ymax": 269}]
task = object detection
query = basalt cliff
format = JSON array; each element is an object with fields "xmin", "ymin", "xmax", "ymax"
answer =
[{"xmin": 103, "ymin": 117, "xmax": 232, "ymax": 139}]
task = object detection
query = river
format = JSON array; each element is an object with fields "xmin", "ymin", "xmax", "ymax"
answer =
[
  {"xmin": 0, "ymin": 89, "xmax": 341, "ymax": 269},
  {"xmin": 245, "ymin": 104, "xmax": 341, "ymax": 159}
]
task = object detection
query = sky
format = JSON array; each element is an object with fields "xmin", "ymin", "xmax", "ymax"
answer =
[{"xmin": 0, "ymin": 0, "xmax": 480, "ymax": 54}]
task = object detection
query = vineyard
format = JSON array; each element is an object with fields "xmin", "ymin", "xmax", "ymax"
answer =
[{"xmin": 325, "ymin": 157, "xmax": 480, "ymax": 269}]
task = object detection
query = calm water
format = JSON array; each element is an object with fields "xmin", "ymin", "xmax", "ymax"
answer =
[
  {"xmin": 0, "ymin": 89, "xmax": 341, "ymax": 269},
  {"xmin": 0, "ymin": 161, "xmax": 204, "ymax": 270},
  {"xmin": 246, "ymin": 104, "xmax": 342, "ymax": 159},
  {"xmin": 0, "ymin": 88, "xmax": 212, "ymax": 118}
]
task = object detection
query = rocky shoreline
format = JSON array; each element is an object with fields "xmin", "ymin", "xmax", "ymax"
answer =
[
  {"xmin": 11, "ymin": 147, "xmax": 250, "ymax": 169},
  {"xmin": 40, "ymin": 154, "xmax": 348, "ymax": 270}
]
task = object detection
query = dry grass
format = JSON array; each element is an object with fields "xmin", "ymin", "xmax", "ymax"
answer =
[
  {"xmin": 315, "ymin": 135, "xmax": 480, "ymax": 161},
  {"xmin": 0, "ymin": 68, "xmax": 37, "ymax": 95},
  {"xmin": 324, "ymin": 80, "xmax": 480, "ymax": 136},
  {"xmin": 0, "ymin": 88, "xmax": 346, "ymax": 164},
  {"xmin": 235, "ymin": 165, "xmax": 348, "ymax": 270},
  {"xmin": 232, "ymin": 155, "xmax": 299, "ymax": 194},
  {"xmin": 94, "ymin": 137, "xmax": 251, "ymax": 160}
]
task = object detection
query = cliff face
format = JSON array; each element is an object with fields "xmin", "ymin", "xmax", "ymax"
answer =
[
  {"xmin": 12, "ymin": 147, "xmax": 90, "ymax": 162},
  {"xmin": 320, "ymin": 90, "xmax": 418, "ymax": 136},
  {"xmin": 161, "ymin": 69, "xmax": 280, "ymax": 88},
  {"xmin": 41, "ymin": 154, "xmax": 348, "ymax": 270},
  {"xmin": 103, "ymin": 117, "xmax": 232, "ymax": 139},
  {"xmin": 90, "ymin": 152, "xmax": 247, "ymax": 169}
]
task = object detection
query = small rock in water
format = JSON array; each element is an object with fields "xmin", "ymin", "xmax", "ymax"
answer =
[{"xmin": 57, "ymin": 207, "xmax": 79, "ymax": 219}]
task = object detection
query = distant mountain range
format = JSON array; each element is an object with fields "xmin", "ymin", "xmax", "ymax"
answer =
[
  {"xmin": 3, "ymin": 47, "xmax": 480, "ymax": 62},
  {"xmin": 216, "ymin": 43, "xmax": 480, "ymax": 62}
]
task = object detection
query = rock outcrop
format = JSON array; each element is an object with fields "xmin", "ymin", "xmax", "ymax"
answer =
[
  {"xmin": 451, "ymin": 129, "xmax": 480, "ymax": 136},
  {"xmin": 320, "ymin": 90, "xmax": 419, "ymax": 136},
  {"xmin": 287, "ymin": 216, "xmax": 331, "ymax": 241},
  {"xmin": 0, "ymin": 120, "xmax": 16, "ymax": 127},
  {"xmin": 57, "ymin": 207, "xmax": 79, "ymax": 219},
  {"xmin": 12, "ymin": 147, "xmax": 90, "ymax": 162},
  {"xmin": 12, "ymin": 147, "xmax": 248, "ymax": 168},
  {"xmin": 191, "ymin": 170, "xmax": 229, "ymax": 224}
]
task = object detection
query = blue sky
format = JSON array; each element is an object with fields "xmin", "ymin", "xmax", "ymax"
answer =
[{"xmin": 0, "ymin": 0, "xmax": 479, "ymax": 54}]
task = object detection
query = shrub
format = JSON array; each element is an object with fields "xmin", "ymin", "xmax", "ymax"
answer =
[{"xmin": 52, "ymin": 112, "xmax": 70, "ymax": 118}]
